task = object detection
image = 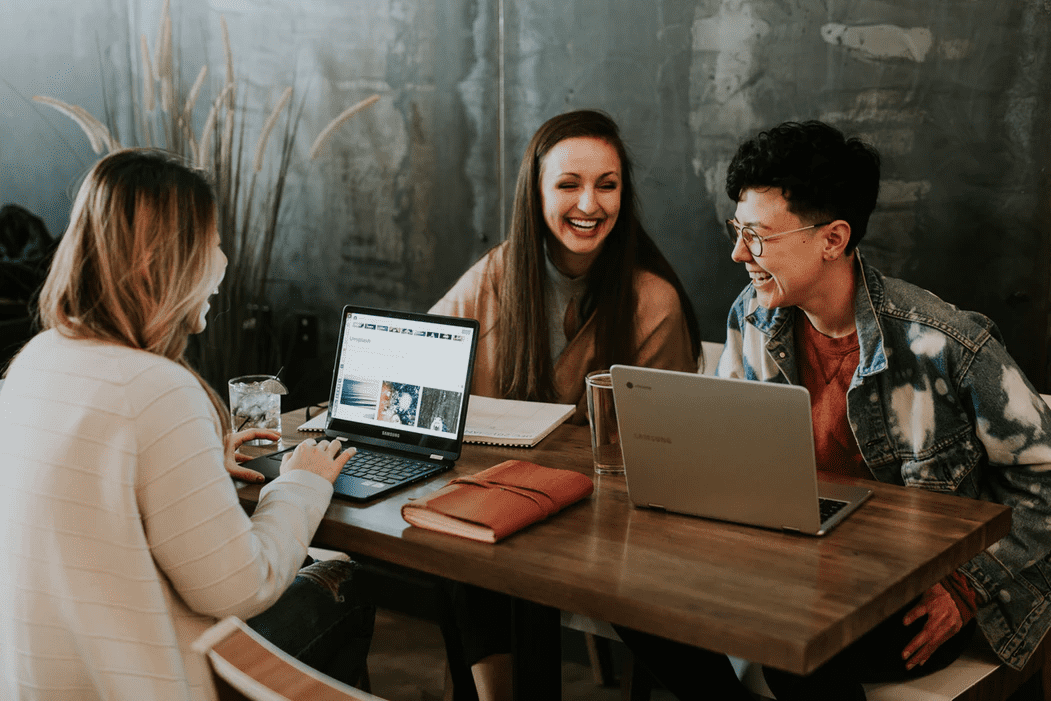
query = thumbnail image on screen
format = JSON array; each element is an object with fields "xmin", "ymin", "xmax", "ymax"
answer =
[
  {"xmin": 339, "ymin": 376, "xmax": 381, "ymax": 410},
  {"xmin": 376, "ymin": 381, "xmax": 420, "ymax": 426},
  {"xmin": 416, "ymin": 387, "xmax": 463, "ymax": 433}
]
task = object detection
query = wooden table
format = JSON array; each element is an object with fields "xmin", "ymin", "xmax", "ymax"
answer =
[{"xmin": 238, "ymin": 407, "xmax": 1010, "ymax": 680}]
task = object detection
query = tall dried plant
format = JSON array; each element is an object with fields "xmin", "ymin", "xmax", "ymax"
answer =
[{"xmin": 33, "ymin": 1, "xmax": 379, "ymax": 390}]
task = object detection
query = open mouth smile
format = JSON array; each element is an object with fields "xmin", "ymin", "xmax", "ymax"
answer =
[
  {"xmin": 749, "ymin": 270, "xmax": 773, "ymax": 286},
  {"xmin": 567, "ymin": 217, "xmax": 601, "ymax": 232}
]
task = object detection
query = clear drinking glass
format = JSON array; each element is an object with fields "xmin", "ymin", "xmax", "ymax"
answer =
[
  {"xmin": 585, "ymin": 370, "xmax": 624, "ymax": 475},
  {"xmin": 228, "ymin": 374, "xmax": 283, "ymax": 445}
]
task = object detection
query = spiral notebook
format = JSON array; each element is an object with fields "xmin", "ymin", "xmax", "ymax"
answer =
[{"xmin": 298, "ymin": 395, "xmax": 574, "ymax": 448}]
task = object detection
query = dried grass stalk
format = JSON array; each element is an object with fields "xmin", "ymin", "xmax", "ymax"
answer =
[
  {"xmin": 308, "ymin": 94, "xmax": 379, "ymax": 159},
  {"xmin": 221, "ymin": 16, "xmax": 234, "ymax": 108},
  {"xmin": 32, "ymin": 96, "xmax": 116, "ymax": 154},
  {"xmin": 252, "ymin": 86, "xmax": 292, "ymax": 173},
  {"xmin": 197, "ymin": 84, "xmax": 231, "ymax": 167},
  {"xmin": 220, "ymin": 88, "xmax": 236, "ymax": 182},
  {"xmin": 154, "ymin": 0, "xmax": 171, "ymax": 81},
  {"xmin": 181, "ymin": 117, "xmax": 198, "ymax": 158},
  {"xmin": 158, "ymin": 16, "xmax": 174, "ymax": 114},
  {"xmin": 140, "ymin": 34, "xmax": 155, "ymax": 112},
  {"xmin": 185, "ymin": 65, "xmax": 207, "ymax": 117}
]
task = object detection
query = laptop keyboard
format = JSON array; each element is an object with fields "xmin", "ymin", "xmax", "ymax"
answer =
[
  {"xmin": 339, "ymin": 447, "xmax": 435, "ymax": 485},
  {"xmin": 819, "ymin": 497, "xmax": 849, "ymax": 523}
]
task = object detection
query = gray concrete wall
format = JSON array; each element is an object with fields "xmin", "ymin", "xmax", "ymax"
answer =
[{"xmin": 2, "ymin": 0, "xmax": 1050, "ymax": 389}]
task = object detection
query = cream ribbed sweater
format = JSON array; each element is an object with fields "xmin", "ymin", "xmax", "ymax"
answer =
[{"xmin": 0, "ymin": 330, "xmax": 333, "ymax": 700}]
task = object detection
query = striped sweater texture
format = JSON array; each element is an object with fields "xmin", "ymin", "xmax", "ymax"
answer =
[{"xmin": 0, "ymin": 330, "xmax": 333, "ymax": 700}]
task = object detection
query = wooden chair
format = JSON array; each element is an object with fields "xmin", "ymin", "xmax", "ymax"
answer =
[
  {"xmin": 193, "ymin": 616, "xmax": 385, "ymax": 701},
  {"xmin": 699, "ymin": 341, "xmax": 724, "ymax": 376}
]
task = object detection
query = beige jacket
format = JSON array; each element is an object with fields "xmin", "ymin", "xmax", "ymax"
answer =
[{"xmin": 430, "ymin": 243, "xmax": 698, "ymax": 423}]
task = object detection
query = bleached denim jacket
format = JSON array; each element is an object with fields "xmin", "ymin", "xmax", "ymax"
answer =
[{"xmin": 717, "ymin": 253, "xmax": 1051, "ymax": 670}]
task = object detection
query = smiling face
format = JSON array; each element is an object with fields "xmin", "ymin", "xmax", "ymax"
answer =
[
  {"xmin": 539, "ymin": 136, "xmax": 622, "ymax": 278},
  {"xmin": 730, "ymin": 187, "xmax": 829, "ymax": 311}
]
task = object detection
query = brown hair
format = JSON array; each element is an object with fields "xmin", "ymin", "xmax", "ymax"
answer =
[
  {"xmin": 495, "ymin": 109, "xmax": 700, "ymax": 401},
  {"xmin": 38, "ymin": 148, "xmax": 230, "ymax": 433}
]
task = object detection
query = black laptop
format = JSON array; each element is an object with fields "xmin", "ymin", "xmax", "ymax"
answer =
[{"xmin": 244, "ymin": 305, "xmax": 479, "ymax": 501}]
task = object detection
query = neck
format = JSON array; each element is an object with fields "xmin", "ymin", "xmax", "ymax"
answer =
[
  {"xmin": 799, "ymin": 254, "xmax": 857, "ymax": 338},
  {"xmin": 545, "ymin": 236, "xmax": 596, "ymax": 279}
]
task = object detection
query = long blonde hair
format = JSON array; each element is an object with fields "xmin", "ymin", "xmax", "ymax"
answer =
[{"xmin": 38, "ymin": 149, "xmax": 231, "ymax": 434}]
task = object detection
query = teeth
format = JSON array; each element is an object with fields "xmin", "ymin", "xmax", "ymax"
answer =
[
  {"xmin": 568, "ymin": 218, "xmax": 598, "ymax": 230},
  {"xmin": 750, "ymin": 271, "xmax": 772, "ymax": 283}
]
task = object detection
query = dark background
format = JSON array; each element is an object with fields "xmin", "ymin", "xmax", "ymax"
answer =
[{"xmin": 3, "ymin": 0, "xmax": 1049, "ymax": 398}]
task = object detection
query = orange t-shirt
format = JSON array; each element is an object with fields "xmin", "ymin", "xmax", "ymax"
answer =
[
  {"xmin": 795, "ymin": 311, "xmax": 869, "ymax": 479},
  {"xmin": 796, "ymin": 312, "xmax": 977, "ymax": 618}
]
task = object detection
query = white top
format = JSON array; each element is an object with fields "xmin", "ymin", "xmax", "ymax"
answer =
[{"xmin": 0, "ymin": 330, "xmax": 333, "ymax": 701}]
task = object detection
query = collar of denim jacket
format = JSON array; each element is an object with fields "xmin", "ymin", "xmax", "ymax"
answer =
[
  {"xmin": 852, "ymin": 252, "xmax": 889, "ymax": 380},
  {"xmin": 743, "ymin": 252, "xmax": 889, "ymax": 380}
]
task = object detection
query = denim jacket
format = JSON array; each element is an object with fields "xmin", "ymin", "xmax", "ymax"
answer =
[{"xmin": 717, "ymin": 253, "xmax": 1051, "ymax": 669}]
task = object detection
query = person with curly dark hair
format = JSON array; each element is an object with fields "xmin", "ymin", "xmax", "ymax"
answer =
[{"xmin": 617, "ymin": 120, "xmax": 1051, "ymax": 700}]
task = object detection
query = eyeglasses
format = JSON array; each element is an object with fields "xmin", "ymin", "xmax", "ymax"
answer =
[{"xmin": 724, "ymin": 219, "xmax": 831, "ymax": 257}]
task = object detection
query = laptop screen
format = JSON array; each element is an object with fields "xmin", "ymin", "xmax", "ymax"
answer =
[{"xmin": 326, "ymin": 306, "xmax": 478, "ymax": 458}]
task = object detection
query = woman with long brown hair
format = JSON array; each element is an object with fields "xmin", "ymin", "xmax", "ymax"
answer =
[
  {"xmin": 430, "ymin": 110, "xmax": 701, "ymax": 700},
  {"xmin": 432, "ymin": 108, "xmax": 700, "ymax": 423},
  {"xmin": 0, "ymin": 149, "xmax": 372, "ymax": 700}
]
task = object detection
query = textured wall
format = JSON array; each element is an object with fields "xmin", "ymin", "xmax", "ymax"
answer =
[
  {"xmin": 0, "ymin": 0, "xmax": 127, "ymax": 237},
  {"xmin": 2, "ymin": 0, "xmax": 1050, "ymax": 391}
]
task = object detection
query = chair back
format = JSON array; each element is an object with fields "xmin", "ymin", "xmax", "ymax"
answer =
[
  {"xmin": 700, "ymin": 341, "xmax": 724, "ymax": 376},
  {"xmin": 193, "ymin": 617, "xmax": 384, "ymax": 701}
]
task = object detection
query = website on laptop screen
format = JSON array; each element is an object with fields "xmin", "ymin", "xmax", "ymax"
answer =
[{"xmin": 330, "ymin": 310, "xmax": 475, "ymax": 440}]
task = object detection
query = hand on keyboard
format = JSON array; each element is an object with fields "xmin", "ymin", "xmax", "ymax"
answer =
[{"xmin": 281, "ymin": 438, "xmax": 357, "ymax": 484}]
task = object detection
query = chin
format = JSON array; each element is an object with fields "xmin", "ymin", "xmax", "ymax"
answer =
[{"xmin": 189, "ymin": 314, "xmax": 208, "ymax": 334}]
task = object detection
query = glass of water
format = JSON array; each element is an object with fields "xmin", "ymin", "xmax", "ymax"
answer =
[{"xmin": 228, "ymin": 375, "xmax": 284, "ymax": 445}]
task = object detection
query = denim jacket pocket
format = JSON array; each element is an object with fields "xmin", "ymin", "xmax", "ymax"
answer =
[{"xmin": 899, "ymin": 429, "xmax": 984, "ymax": 496}]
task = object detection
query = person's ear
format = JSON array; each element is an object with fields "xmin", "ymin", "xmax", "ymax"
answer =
[{"xmin": 822, "ymin": 220, "xmax": 852, "ymax": 261}]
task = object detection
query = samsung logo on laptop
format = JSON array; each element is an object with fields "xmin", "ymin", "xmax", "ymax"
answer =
[
  {"xmin": 635, "ymin": 433, "xmax": 671, "ymax": 444},
  {"xmin": 381, "ymin": 430, "xmax": 400, "ymax": 438}
]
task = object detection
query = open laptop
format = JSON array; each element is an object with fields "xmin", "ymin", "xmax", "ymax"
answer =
[
  {"xmin": 610, "ymin": 365, "xmax": 871, "ymax": 536},
  {"xmin": 244, "ymin": 306, "xmax": 479, "ymax": 501}
]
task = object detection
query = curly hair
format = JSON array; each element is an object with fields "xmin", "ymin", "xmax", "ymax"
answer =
[{"xmin": 725, "ymin": 121, "xmax": 881, "ymax": 252}]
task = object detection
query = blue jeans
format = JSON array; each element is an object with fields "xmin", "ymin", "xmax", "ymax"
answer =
[{"xmin": 246, "ymin": 558, "xmax": 375, "ymax": 687}]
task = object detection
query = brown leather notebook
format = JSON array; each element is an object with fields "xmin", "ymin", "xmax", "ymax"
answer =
[{"xmin": 401, "ymin": 460, "xmax": 594, "ymax": 543}]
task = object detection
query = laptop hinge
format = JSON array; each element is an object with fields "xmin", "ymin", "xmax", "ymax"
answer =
[
  {"xmin": 647, "ymin": 504, "xmax": 667, "ymax": 511},
  {"xmin": 429, "ymin": 454, "xmax": 444, "ymax": 461},
  {"xmin": 782, "ymin": 526, "xmax": 801, "ymax": 533}
]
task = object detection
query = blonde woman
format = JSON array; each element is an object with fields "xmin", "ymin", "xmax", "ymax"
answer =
[{"xmin": 0, "ymin": 149, "xmax": 372, "ymax": 700}]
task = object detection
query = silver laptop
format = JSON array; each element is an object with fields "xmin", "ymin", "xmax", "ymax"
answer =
[
  {"xmin": 610, "ymin": 365, "xmax": 871, "ymax": 536},
  {"xmin": 245, "ymin": 306, "xmax": 479, "ymax": 501}
]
